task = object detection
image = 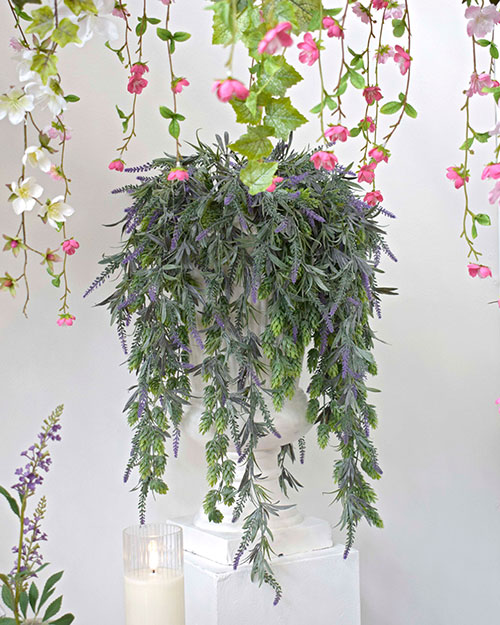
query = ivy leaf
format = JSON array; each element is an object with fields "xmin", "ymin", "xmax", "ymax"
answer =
[
  {"xmin": 475, "ymin": 213, "xmax": 491, "ymax": 226},
  {"xmin": 12, "ymin": 0, "xmax": 41, "ymax": 10},
  {"xmin": 211, "ymin": 1, "xmax": 232, "ymax": 45},
  {"xmin": 259, "ymin": 58, "xmax": 302, "ymax": 97},
  {"xmin": 63, "ymin": 0, "xmax": 96, "ymax": 15},
  {"xmin": 31, "ymin": 53, "xmax": 58, "ymax": 84},
  {"xmin": 230, "ymin": 98, "xmax": 262, "ymax": 125},
  {"xmin": 404, "ymin": 102, "xmax": 417, "ymax": 118},
  {"xmin": 168, "ymin": 119, "xmax": 180, "ymax": 139},
  {"xmin": 291, "ymin": 0, "xmax": 321, "ymax": 31},
  {"xmin": 0, "ymin": 486, "xmax": 20, "ymax": 517},
  {"xmin": 380, "ymin": 101, "xmax": 403, "ymax": 115},
  {"xmin": 229, "ymin": 126, "xmax": 274, "ymax": 159},
  {"xmin": 240, "ymin": 160, "xmax": 278, "ymax": 195},
  {"xmin": 51, "ymin": 18, "xmax": 81, "ymax": 47},
  {"xmin": 26, "ymin": 6, "xmax": 54, "ymax": 38},
  {"xmin": 264, "ymin": 97, "xmax": 307, "ymax": 140}
]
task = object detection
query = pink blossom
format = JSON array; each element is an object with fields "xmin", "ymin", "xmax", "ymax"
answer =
[
  {"xmin": 44, "ymin": 123, "xmax": 72, "ymax": 141},
  {"xmin": 49, "ymin": 165, "xmax": 63, "ymax": 181},
  {"xmin": 258, "ymin": 22, "xmax": 293, "ymax": 55},
  {"xmin": 364, "ymin": 190, "xmax": 383, "ymax": 206},
  {"xmin": 325, "ymin": 125, "xmax": 350, "ymax": 143},
  {"xmin": 482, "ymin": 163, "xmax": 500, "ymax": 180},
  {"xmin": 172, "ymin": 78, "xmax": 189, "ymax": 94},
  {"xmin": 310, "ymin": 151, "xmax": 338, "ymax": 171},
  {"xmin": 62, "ymin": 239, "xmax": 80, "ymax": 255},
  {"xmin": 368, "ymin": 146, "xmax": 389, "ymax": 163},
  {"xmin": 372, "ymin": 0, "xmax": 388, "ymax": 9},
  {"xmin": 322, "ymin": 16, "xmax": 344, "ymax": 39},
  {"xmin": 11, "ymin": 241, "xmax": 18, "ymax": 249},
  {"xmin": 266, "ymin": 176, "xmax": 284, "ymax": 192},
  {"xmin": 357, "ymin": 162, "xmax": 377, "ymax": 184},
  {"xmin": 10, "ymin": 37, "xmax": 23, "ymax": 52},
  {"xmin": 57, "ymin": 314, "xmax": 76, "ymax": 327},
  {"xmin": 167, "ymin": 168, "xmax": 189, "ymax": 181},
  {"xmin": 127, "ymin": 73, "xmax": 148, "ymax": 95},
  {"xmin": 112, "ymin": 7, "xmax": 128, "ymax": 18},
  {"xmin": 488, "ymin": 181, "xmax": 500, "ymax": 205},
  {"xmin": 363, "ymin": 86, "xmax": 383, "ymax": 105},
  {"xmin": 131, "ymin": 63, "xmax": 149, "ymax": 76},
  {"xmin": 212, "ymin": 79, "xmax": 249, "ymax": 103},
  {"xmin": 352, "ymin": 2, "xmax": 370, "ymax": 24},
  {"xmin": 465, "ymin": 5, "xmax": 500, "ymax": 38},
  {"xmin": 374, "ymin": 45, "xmax": 394, "ymax": 64},
  {"xmin": 361, "ymin": 116, "xmax": 376, "ymax": 133},
  {"xmin": 467, "ymin": 263, "xmax": 492, "ymax": 279},
  {"xmin": 385, "ymin": 4, "xmax": 403, "ymax": 20},
  {"xmin": 393, "ymin": 45, "xmax": 411, "ymax": 75},
  {"xmin": 466, "ymin": 72, "xmax": 498, "ymax": 98},
  {"xmin": 109, "ymin": 159, "xmax": 125, "ymax": 172},
  {"xmin": 446, "ymin": 166, "xmax": 469, "ymax": 189},
  {"xmin": 297, "ymin": 33, "xmax": 319, "ymax": 66},
  {"xmin": 496, "ymin": 396, "xmax": 500, "ymax": 407},
  {"xmin": 159, "ymin": 0, "xmax": 173, "ymax": 4}
]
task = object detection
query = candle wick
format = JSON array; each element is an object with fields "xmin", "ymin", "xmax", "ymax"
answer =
[{"xmin": 152, "ymin": 569, "xmax": 156, "ymax": 574}]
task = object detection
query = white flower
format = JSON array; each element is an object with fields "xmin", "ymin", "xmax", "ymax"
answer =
[
  {"xmin": 75, "ymin": 0, "xmax": 119, "ymax": 47},
  {"xmin": 17, "ymin": 50, "xmax": 37, "ymax": 82},
  {"xmin": 0, "ymin": 88, "xmax": 35, "ymax": 125},
  {"xmin": 22, "ymin": 146, "xmax": 52, "ymax": 173},
  {"xmin": 44, "ymin": 195, "xmax": 74, "ymax": 228},
  {"xmin": 25, "ymin": 82, "xmax": 67, "ymax": 117},
  {"xmin": 10, "ymin": 177, "xmax": 43, "ymax": 215}
]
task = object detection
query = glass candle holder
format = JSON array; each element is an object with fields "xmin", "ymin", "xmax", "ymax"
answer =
[{"xmin": 123, "ymin": 523, "xmax": 185, "ymax": 625}]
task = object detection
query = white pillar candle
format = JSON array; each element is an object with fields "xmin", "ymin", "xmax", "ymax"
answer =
[{"xmin": 124, "ymin": 569, "xmax": 185, "ymax": 625}]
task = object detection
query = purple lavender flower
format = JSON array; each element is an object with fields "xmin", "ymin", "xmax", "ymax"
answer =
[
  {"xmin": 214, "ymin": 314, "xmax": 225, "ymax": 329},
  {"xmin": 195, "ymin": 228, "xmax": 209, "ymax": 242},
  {"xmin": 172, "ymin": 428, "xmax": 180, "ymax": 459},
  {"xmin": 121, "ymin": 245, "xmax": 144, "ymax": 266},
  {"xmin": 170, "ymin": 224, "xmax": 180, "ymax": 251},
  {"xmin": 190, "ymin": 327, "xmax": 205, "ymax": 351},
  {"xmin": 224, "ymin": 194, "xmax": 234, "ymax": 206},
  {"xmin": 238, "ymin": 215, "xmax": 248, "ymax": 232},
  {"xmin": 274, "ymin": 220, "xmax": 288, "ymax": 234}
]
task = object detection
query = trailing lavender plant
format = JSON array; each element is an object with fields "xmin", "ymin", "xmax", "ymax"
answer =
[
  {"xmin": 92, "ymin": 135, "xmax": 396, "ymax": 601},
  {"xmin": 0, "ymin": 406, "xmax": 74, "ymax": 625}
]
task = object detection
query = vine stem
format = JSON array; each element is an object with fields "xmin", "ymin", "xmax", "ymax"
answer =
[
  {"xmin": 165, "ymin": 3, "xmax": 182, "ymax": 164},
  {"xmin": 332, "ymin": 1, "xmax": 350, "ymax": 122}
]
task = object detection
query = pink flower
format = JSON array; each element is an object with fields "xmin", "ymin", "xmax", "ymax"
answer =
[
  {"xmin": 322, "ymin": 16, "xmax": 344, "ymax": 38},
  {"xmin": 258, "ymin": 22, "xmax": 293, "ymax": 55},
  {"xmin": 466, "ymin": 72, "xmax": 498, "ymax": 97},
  {"xmin": 112, "ymin": 6, "xmax": 128, "ymax": 18},
  {"xmin": 159, "ymin": 0, "xmax": 173, "ymax": 4},
  {"xmin": 44, "ymin": 122, "xmax": 71, "ymax": 141},
  {"xmin": 361, "ymin": 116, "xmax": 376, "ymax": 133},
  {"xmin": 62, "ymin": 239, "xmax": 80, "ymax": 255},
  {"xmin": 467, "ymin": 263, "xmax": 492, "ymax": 279},
  {"xmin": 324, "ymin": 125, "xmax": 350, "ymax": 143},
  {"xmin": 310, "ymin": 151, "xmax": 338, "ymax": 171},
  {"xmin": 372, "ymin": 0, "xmax": 388, "ymax": 9},
  {"xmin": 49, "ymin": 165, "xmax": 63, "ymax": 181},
  {"xmin": 393, "ymin": 45, "xmax": 411, "ymax": 75},
  {"xmin": 57, "ymin": 314, "xmax": 76, "ymax": 327},
  {"xmin": 131, "ymin": 63, "xmax": 149, "ymax": 76},
  {"xmin": 495, "ymin": 397, "xmax": 500, "ymax": 409},
  {"xmin": 297, "ymin": 33, "xmax": 319, "ymax": 66},
  {"xmin": 368, "ymin": 146, "xmax": 389, "ymax": 163},
  {"xmin": 465, "ymin": 5, "xmax": 500, "ymax": 38},
  {"xmin": 172, "ymin": 78, "xmax": 189, "ymax": 94},
  {"xmin": 482, "ymin": 163, "xmax": 500, "ymax": 180},
  {"xmin": 352, "ymin": 2, "xmax": 370, "ymax": 24},
  {"xmin": 109, "ymin": 159, "xmax": 125, "ymax": 172},
  {"xmin": 10, "ymin": 37, "xmax": 23, "ymax": 52},
  {"xmin": 357, "ymin": 162, "xmax": 377, "ymax": 184},
  {"xmin": 363, "ymin": 86, "xmax": 383, "ymax": 105},
  {"xmin": 212, "ymin": 79, "xmax": 250, "ymax": 103},
  {"xmin": 127, "ymin": 73, "xmax": 148, "ymax": 95},
  {"xmin": 266, "ymin": 176, "xmax": 284, "ymax": 192},
  {"xmin": 374, "ymin": 45, "xmax": 394, "ymax": 64},
  {"xmin": 364, "ymin": 190, "xmax": 383, "ymax": 206},
  {"xmin": 385, "ymin": 4, "xmax": 403, "ymax": 20},
  {"xmin": 488, "ymin": 181, "xmax": 500, "ymax": 205},
  {"xmin": 446, "ymin": 166, "xmax": 469, "ymax": 189},
  {"xmin": 167, "ymin": 168, "xmax": 189, "ymax": 181}
]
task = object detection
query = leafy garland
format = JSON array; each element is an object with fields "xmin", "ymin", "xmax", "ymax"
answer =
[{"xmin": 89, "ymin": 136, "xmax": 396, "ymax": 601}]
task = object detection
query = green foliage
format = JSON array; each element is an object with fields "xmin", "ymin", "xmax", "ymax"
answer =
[
  {"xmin": 263, "ymin": 97, "xmax": 307, "ymax": 140},
  {"xmin": 25, "ymin": 6, "xmax": 54, "ymax": 37},
  {"xmin": 30, "ymin": 53, "xmax": 58, "ymax": 84},
  {"xmin": 230, "ymin": 126, "xmax": 274, "ymax": 159},
  {"xmin": 240, "ymin": 159, "xmax": 278, "ymax": 194},
  {"xmin": 51, "ymin": 18, "xmax": 81, "ymax": 47}
]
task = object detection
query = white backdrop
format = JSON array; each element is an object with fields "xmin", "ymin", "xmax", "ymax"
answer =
[{"xmin": 1, "ymin": 1, "xmax": 500, "ymax": 623}]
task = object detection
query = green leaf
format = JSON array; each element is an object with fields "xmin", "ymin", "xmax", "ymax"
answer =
[
  {"xmin": 471, "ymin": 222, "xmax": 478, "ymax": 239},
  {"xmin": 229, "ymin": 126, "xmax": 274, "ymax": 159},
  {"xmin": 476, "ymin": 38, "xmax": 491, "ymax": 47},
  {"xmin": 0, "ymin": 485, "xmax": 20, "ymax": 517},
  {"xmin": 43, "ymin": 596, "xmax": 62, "ymax": 621},
  {"xmin": 159, "ymin": 106, "xmax": 175, "ymax": 119},
  {"xmin": 475, "ymin": 213, "xmax": 491, "ymax": 226},
  {"xmin": 349, "ymin": 70, "xmax": 365, "ymax": 90},
  {"xmin": 146, "ymin": 17, "xmax": 161, "ymax": 24},
  {"xmin": 64, "ymin": 94, "xmax": 80, "ymax": 102},
  {"xmin": 350, "ymin": 127, "xmax": 361, "ymax": 137},
  {"xmin": 392, "ymin": 18, "xmax": 405, "ymax": 37},
  {"xmin": 291, "ymin": 0, "xmax": 321, "ymax": 31},
  {"xmin": 116, "ymin": 105, "xmax": 126, "ymax": 119},
  {"xmin": 26, "ymin": 6, "xmax": 54, "ymax": 37},
  {"xmin": 474, "ymin": 131, "xmax": 490, "ymax": 143},
  {"xmin": 211, "ymin": 1, "xmax": 232, "ymax": 45},
  {"xmin": 63, "ymin": 0, "xmax": 97, "ymax": 15},
  {"xmin": 19, "ymin": 590, "xmax": 28, "ymax": 618},
  {"xmin": 491, "ymin": 43, "xmax": 499, "ymax": 59},
  {"xmin": 404, "ymin": 102, "xmax": 417, "ymax": 118},
  {"xmin": 51, "ymin": 276, "xmax": 61, "ymax": 288},
  {"xmin": 172, "ymin": 31, "xmax": 191, "ymax": 42},
  {"xmin": 263, "ymin": 97, "xmax": 307, "ymax": 140},
  {"xmin": 380, "ymin": 101, "xmax": 403, "ymax": 115},
  {"xmin": 259, "ymin": 57, "xmax": 302, "ymax": 97},
  {"xmin": 460, "ymin": 137, "xmax": 474, "ymax": 151},
  {"xmin": 29, "ymin": 581, "xmax": 39, "ymax": 612},
  {"xmin": 2, "ymin": 584, "xmax": 14, "ymax": 611},
  {"xmin": 168, "ymin": 119, "xmax": 180, "ymax": 139},
  {"xmin": 230, "ymin": 98, "xmax": 262, "ymax": 125},
  {"xmin": 156, "ymin": 27, "xmax": 171, "ymax": 41},
  {"xmin": 0, "ymin": 618, "xmax": 18, "ymax": 624},
  {"xmin": 240, "ymin": 160, "xmax": 278, "ymax": 195},
  {"xmin": 31, "ymin": 53, "xmax": 58, "ymax": 84},
  {"xmin": 310, "ymin": 102, "xmax": 323, "ymax": 114},
  {"xmin": 136, "ymin": 17, "xmax": 147, "ymax": 36},
  {"xmin": 39, "ymin": 572, "xmax": 63, "ymax": 609},
  {"xmin": 50, "ymin": 614, "xmax": 75, "ymax": 625},
  {"xmin": 174, "ymin": 113, "xmax": 185, "ymax": 121},
  {"xmin": 51, "ymin": 18, "xmax": 81, "ymax": 47}
]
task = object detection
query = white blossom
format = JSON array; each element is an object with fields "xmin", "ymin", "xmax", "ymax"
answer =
[
  {"xmin": 44, "ymin": 196, "xmax": 74, "ymax": 228},
  {"xmin": 10, "ymin": 177, "xmax": 43, "ymax": 215},
  {"xmin": 22, "ymin": 146, "xmax": 52, "ymax": 173},
  {"xmin": 26, "ymin": 82, "xmax": 67, "ymax": 117},
  {"xmin": 75, "ymin": 0, "xmax": 120, "ymax": 47},
  {"xmin": 0, "ymin": 88, "xmax": 34, "ymax": 125}
]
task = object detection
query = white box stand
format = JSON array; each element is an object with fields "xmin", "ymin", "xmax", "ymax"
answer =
[{"xmin": 184, "ymin": 545, "xmax": 361, "ymax": 625}]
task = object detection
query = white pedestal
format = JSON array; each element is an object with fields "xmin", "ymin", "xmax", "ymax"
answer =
[
  {"xmin": 184, "ymin": 545, "xmax": 360, "ymax": 625},
  {"xmin": 174, "ymin": 514, "xmax": 333, "ymax": 566}
]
